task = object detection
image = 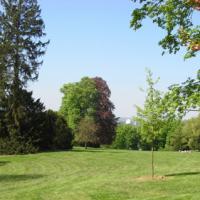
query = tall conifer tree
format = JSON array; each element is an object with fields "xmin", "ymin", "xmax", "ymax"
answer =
[{"xmin": 0, "ymin": 0, "xmax": 48, "ymax": 150}]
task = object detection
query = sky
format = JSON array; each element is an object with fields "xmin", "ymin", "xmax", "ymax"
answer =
[{"xmin": 30, "ymin": 0, "xmax": 200, "ymax": 118}]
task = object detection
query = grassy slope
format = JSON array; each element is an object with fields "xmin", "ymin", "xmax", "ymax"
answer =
[{"xmin": 0, "ymin": 148, "xmax": 200, "ymax": 200}]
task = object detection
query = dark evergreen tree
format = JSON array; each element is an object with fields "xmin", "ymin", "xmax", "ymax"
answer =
[
  {"xmin": 0, "ymin": 0, "xmax": 49, "ymax": 153},
  {"xmin": 0, "ymin": 89, "xmax": 45, "ymax": 154},
  {"xmin": 42, "ymin": 110, "xmax": 73, "ymax": 151},
  {"xmin": 0, "ymin": 0, "xmax": 49, "ymax": 87}
]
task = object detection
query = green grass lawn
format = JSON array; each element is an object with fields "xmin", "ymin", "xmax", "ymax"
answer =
[{"xmin": 0, "ymin": 148, "xmax": 200, "ymax": 200}]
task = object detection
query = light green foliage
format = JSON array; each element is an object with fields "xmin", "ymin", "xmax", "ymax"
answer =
[
  {"xmin": 135, "ymin": 70, "xmax": 166, "ymax": 149},
  {"xmin": 130, "ymin": 0, "xmax": 200, "ymax": 58},
  {"xmin": 185, "ymin": 115, "xmax": 200, "ymax": 150},
  {"xmin": 1, "ymin": 149, "xmax": 200, "ymax": 199},
  {"xmin": 60, "ymin": 77, "xmax": 98, "ymax": 132},
  {"xmin": 166, "ymin": 116, "xmax": 200, "ymax": 151},
  {"xmin": 134, "ymin": 69, "xmax": 174, "ymax": 177},
  {"xmin": 164, "ymin": 70, "xmax": 200, "ymax": 118},
  {"xmin": 130, "ymin": 0, "xmax": 200, "ymax": 117},
  {"xmin": 113, "ymin": 124, "xmax": 140, "ymax": 150},
  {"xmin": 167, "ymin": 115, "xmax": 200, "ymax": 150},
  {"xmin": 165, "ymin": 121, "xmax": 185, "ymax": 150},
  {"xmin": 76, "ymin": 116, "xmax": 98, "ymax": 148}
]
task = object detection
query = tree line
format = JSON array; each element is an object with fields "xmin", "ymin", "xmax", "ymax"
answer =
[
  {"xmin": 58, "ymin": 70, "xmax": 199, "ymax": 153},
  {"xmin": 114, "ymin": 109, "xmax": 200, "ymax": 151},
  {"xmin": 113, "ymin": 70, "xmax": 200, "ymax": 152}
]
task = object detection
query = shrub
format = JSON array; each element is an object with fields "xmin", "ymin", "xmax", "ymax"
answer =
[
  {"xmin": 0, "ymin": 106, "xmax": 73, "ymax": 154},
  {"xmin": 40, "ymin": 110, "xmax": 73, "ymax": 151},
  {"xmin": 113, "ymin": 124, "xmax": 140, "ymax": 150},
  {"xmin": 0, "ymin": 89, "xmax": 46, "ymax": 154},
  {"xmin": 165, "ymin": 116, "xmax": 200, "ymax": 151},
  {"xmin": 0, "ymin": 137, "xmax": 38, "ymax": 155},
  {"xmin": 53, "ymin": 113, "xmax": 73, "ymax": 150}
]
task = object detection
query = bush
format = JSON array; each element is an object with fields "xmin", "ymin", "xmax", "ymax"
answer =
[
  {"xmin": 183, "ymin": 116, "xmax": 200, "ymax": 151},
  {"xmin": 53, "ymin": 113, "xmax": 73, "ymax": 150},
  {"xmin": 41, "ymin": 110, "xmax": 73, "ymax": 151},
  {"xmin": 165, "ymin": 116, "xmax": 200, "ymax": 151},
  {"xmin": 113, "ymin": 124, "xmax": 140, "ymax": 150},
  {"xmin": 0, "ymin": 137, "xmax": 38, "ymax": 155},
  {"xmin": 0, "ymin": 102, "xmax": 73, "ymax": 154},
  {"xmin": 0, "ymin": 89, "xmax": 46, "ymax": 154}
]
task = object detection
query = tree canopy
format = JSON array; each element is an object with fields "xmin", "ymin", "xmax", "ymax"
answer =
[
  {"xmin": 0, "ymin": 0, "xmax": 49, "ymax": 90},
  {"xmin": 60, "ymin": 76, "xmax": 117, "ymax": 146},
  {"xmin": 76, "ymin": 116, "xmax": 99, "ymax": 149},
  {"xmin": 60, "ymin": 77, "xmax": 99, "ymax": 132},
  {"xmin": 130, "ymin": 0, "xmax": 200, "ymax": 118},
  {"xmin": 130, "ymin": 0, "xmax": 200, "ymax": 58},
  {"xmin": 135, "ymin": 70, "xmax": 166, "ymax": 149},
  {"xmin": 164, "ymin": 70, "xmax": 200, "ymax": 118},
  {"xmin": 93, "ymin": 77, "xmax": 117, "ymax": 144}
]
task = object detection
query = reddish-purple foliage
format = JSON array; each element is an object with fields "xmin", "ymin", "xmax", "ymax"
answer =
[{"xmin": 93, "ymin": 77, "xmax": 117, "ymax": 144}]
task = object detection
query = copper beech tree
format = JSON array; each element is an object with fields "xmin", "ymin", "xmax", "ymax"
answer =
[
  {"xmin": 93, "ymin": 77, "xmax": 117, "ymax": 145},
  {"xmin": 60, "ymin": 77, "xmax": 117, "ymax": 146}
]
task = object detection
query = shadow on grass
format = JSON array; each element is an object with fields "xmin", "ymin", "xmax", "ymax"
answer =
[
  {"xmin": 0, "ymin": 174, "xmax": 45, "ymax": 182},
  {"xmin": 166, "ymin": 172, "xmax": 200, "ymax": 177},
  {"xmin": 0, "ymin": 161, "xmax": 10, "ymax": 167}
]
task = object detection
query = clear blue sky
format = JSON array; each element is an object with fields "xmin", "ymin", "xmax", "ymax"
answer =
[{"xmin": 30, "ymin": 0, "xmax": 199, "ymax": 118}]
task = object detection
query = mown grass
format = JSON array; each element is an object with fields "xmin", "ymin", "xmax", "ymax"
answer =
[{"xmin": 0, "ymin": 148, "xmax": 200, "ymax": 200}]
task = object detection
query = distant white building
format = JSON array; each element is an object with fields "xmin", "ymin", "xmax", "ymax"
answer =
[
  {"xmin": 118, "ymin": 117, "xmax": 136, "ymax": 126},
  {"xmin": 125, "ymin": 119, "xmax": 131, "ymax": 124}
]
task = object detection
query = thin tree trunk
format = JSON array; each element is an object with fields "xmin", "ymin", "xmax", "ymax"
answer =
[
  {"xmin": 151, "ymin": 145, "xmax": 154, "ymax": 179},
  {"xmin": 85, "ymin": 142, "xmax": 87, "ymax": 149}
]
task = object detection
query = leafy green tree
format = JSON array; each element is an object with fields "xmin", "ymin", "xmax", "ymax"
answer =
[
  {"xmin": 76, "ymin": 116, "xmax": 99, "ymax": 149},
  {"xmin": 166, "ymin": 116, "xmax": 200, "ymax": 151},
  {"xmin": 60, "ymin": 77, "xmax": 99, "ymax": 133},
  {"xmin": 186, "ymin": 115, "xmax": 200, "ymax": 150},
  {"xmin": 60, "ymin": 76, "xmax": 117, "ymax": 146},
  {"xmin": 130, "ymin": 0, "xmax": 199, "ymax": 121},
  {"xmin": 135, "ymin": 70, "xmax": 167, "ymax": 178},
  {"xmin": 165, "ymin": 120, "xmax": 184, "ymax": 150},
  {"xmin": 130, "ymin": 0, "xmax": 200, "ymax": 58},
  {"xmin": 113, "ymin": 124, "xmax": 140, "ymax": 150},
  {"xmin": 164, "ymin": 70, "xmax": 200, "ymax": 118}
]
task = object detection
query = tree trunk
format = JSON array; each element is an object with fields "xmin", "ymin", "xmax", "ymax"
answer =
[
  {"xmin": 85, "ymin": 142, "xmax": 87, "ymax": 149},
  {"xmin": 151, "ymin": 145, "xmax": 154, "ymax": 179}
]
